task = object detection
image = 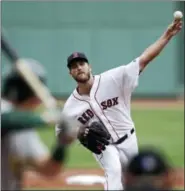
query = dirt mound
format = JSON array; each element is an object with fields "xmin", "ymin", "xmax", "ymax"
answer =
[{"xmin": 23, "ymin": 168, "xmax": 184, "ymax": 189}]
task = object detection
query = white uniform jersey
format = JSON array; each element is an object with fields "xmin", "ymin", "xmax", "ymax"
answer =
[{"xmin": 56, "ymin": 57, "xmax": 140, "ymax": 142}]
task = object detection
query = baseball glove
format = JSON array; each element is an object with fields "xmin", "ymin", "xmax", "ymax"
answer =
[{"xmin": 77, "ymin": 121, "xmax": 111, "ymax": 154}]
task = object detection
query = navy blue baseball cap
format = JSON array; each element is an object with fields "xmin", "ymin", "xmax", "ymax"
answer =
[
  {"xmin": 67, "ymin": 52, "xmax": 89, "ymax": 68},
  {"xmin": 127, "ymin": 148, "xmax": 169, "ymax": 176}
]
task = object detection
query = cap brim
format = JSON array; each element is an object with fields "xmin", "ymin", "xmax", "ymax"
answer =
[{"xmin": 67, "ymin": 57, "xmax": 88, "ymax": 68}]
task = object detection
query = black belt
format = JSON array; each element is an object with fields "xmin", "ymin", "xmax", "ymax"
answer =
[{"xmin": 113, "ymin": 128, "xmax": 135, "ymax": 145}]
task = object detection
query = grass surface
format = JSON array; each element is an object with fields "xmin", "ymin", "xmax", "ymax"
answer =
[{"xmin": 37, "ymin": 108, "xmax": 184, "ymax": 168}]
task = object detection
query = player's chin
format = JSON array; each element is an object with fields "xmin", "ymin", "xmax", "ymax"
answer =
[{"xmin": 75, "ymin": 76, "xmax": 89, "ymax": 83}]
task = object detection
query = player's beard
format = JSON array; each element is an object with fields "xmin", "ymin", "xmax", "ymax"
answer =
[{"xmin": 74, "ymin": 72, "xmax": 91, "ymax": 83}]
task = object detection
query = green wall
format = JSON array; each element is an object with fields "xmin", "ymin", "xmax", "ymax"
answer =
[{"xmin": 1, "ymin": 1, "xmax": 184, "ymax": 97}]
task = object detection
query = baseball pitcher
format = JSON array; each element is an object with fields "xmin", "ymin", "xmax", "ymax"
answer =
[{"xmin": 55, "ymin": 18, "xmax": 182, "ymax": 190}]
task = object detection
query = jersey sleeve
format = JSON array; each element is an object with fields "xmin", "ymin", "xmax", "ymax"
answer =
[
  {"xmin": 10, "ymin": 130, "xmax": 49, "ymax": 164},
  {"xmin": 103, "ymin": 57, "xmax": 140, "ymax": 92},
  {"xmin": 123, "ymin": 57, "xmax": 140, "ymax": 90}
]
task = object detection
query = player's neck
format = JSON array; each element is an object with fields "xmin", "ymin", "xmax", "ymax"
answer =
[{"xmin": 77, "ymin": 75, "xmax": 94, "ymax": 96}]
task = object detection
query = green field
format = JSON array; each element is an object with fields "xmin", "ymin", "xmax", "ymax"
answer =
[{"xmin": 37, "ymin": 108, "xmax": 184, "ymax": 168}]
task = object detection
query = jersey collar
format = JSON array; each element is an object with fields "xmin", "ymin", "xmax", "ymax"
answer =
[{"xmin": 73, "ymin": 75, "xmax": 100, "ymax": 101}]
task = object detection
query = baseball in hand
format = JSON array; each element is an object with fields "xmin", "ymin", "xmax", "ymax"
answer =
[{"xmin": 173, "ymin": 11, "xmax": 183, "ymax": 20}]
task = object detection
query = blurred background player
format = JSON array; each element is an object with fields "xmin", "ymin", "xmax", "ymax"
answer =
[
  {"xmin": 1, "ymin": 59, "xmax": 77, "ymax": 190},
  {"xmin": 124, "ymin": 147, "xmax": 173, "ymax": 191}
]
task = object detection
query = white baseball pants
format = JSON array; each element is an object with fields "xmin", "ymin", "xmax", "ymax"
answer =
[{"xmin": 94, "ymin": 131, "xmax": 138, "ymax": 190}]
